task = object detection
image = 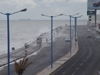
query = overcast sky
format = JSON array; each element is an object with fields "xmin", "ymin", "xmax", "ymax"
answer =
[{"xmin": 0, "ymin": 0, "xmax": 88, "ymax": 20}]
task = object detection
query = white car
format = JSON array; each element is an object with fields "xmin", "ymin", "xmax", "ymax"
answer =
[
  {"xmin": 87, "ymin": 34, "xmax": 91, "ymax": 38},
  {"xmin": 65, "ymin": 37, "xmax": 70, "ymax": 42}
]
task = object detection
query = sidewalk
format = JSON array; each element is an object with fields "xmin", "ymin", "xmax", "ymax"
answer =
[{"xmin": 36, "ymin": 31, "xmax": 78, "ymax": 75}]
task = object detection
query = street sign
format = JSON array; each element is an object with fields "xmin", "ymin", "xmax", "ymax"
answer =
[
  {"xmin": 87, "ymin": 11, "xmax": 96, "ymax": 15},
  {"xmin": 88, "ymin": 0, "xmax": 100, "ymax": 10}
]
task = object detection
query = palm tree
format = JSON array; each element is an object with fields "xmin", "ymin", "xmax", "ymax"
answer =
[{"xmin": 15, "ymin": 57, "xmax": 32, "ymax": 75}]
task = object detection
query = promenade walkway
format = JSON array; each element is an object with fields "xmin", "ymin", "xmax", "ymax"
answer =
[{"xmin": 0, "ymin": 26, "xmax": 63, "ymax": 68}]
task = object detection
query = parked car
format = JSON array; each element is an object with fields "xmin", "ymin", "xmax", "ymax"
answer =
[
  {"xmin": 87, "ymin": 34, "xmax": 91, "ymax": 38},
  {"xmin": 65, "ymin": 37, "xmax": 70, "ymax": 42},
  {"xmin": 95, "ymin": 36, "xmax": 100, "ymax": 40},
  {"xmin": 93, "ymin": 1, "xmax": 100, "ymax": 7}
]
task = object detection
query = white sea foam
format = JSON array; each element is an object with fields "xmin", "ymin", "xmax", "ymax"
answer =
[{"xmin": 0, "ymin": 20, "xmax": 87, "ymax": 55}]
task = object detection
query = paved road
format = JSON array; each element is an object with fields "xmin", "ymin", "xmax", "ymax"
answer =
[
  {"xmin": 51, "ymin": 26, "xmax": 100, "ymax": 75},
  {"xmin": 0, "ymin": 26, "xmax": 72, "ymax": 75}
]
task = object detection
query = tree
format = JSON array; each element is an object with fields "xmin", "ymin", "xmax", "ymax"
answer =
[{"xmin": 15, "ymin": 57, "xmax": 32, "ymax": 75}]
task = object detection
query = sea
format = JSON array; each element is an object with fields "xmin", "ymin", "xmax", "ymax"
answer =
[{"xmin": 0, "ymin": 20, "xmax": 87, "ymax": 55}]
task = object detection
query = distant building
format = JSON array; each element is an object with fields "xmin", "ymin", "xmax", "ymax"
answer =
[
  {"xmin": 90, "ymin": 15, "xmax": 100, "ymax": 23},
  {"xmin": 88, "ymin": 15, "xmax": 100, "ymax": 32}
]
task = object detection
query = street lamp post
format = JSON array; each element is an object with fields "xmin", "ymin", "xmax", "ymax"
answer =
[
  {"xmin": 75, "ymin": 17, "xmax": 77, "ymax": 47},
  {"xmin": 41, "ymin": 14, "xmax": 62, "ymax": 68},
  {"xmin": 69, "ymin": 16, "xmax": 71, "ymax": 55},
  {"xmin": 72, "ymin": 15, "xmax": 82, "ymax": 47},
  {"xmin": 51, "ymin": 16, "xmax": 53, "ymax": 68},
  {"xmin": 62, "ymin": 13, "xmax": 79, "ymax": 55},
  {"xmin": 0, "ymin": 8, "xmax": 27, "ymax": 75}
]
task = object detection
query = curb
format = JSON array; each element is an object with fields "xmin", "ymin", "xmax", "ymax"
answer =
[{"xmin": 49, "ymin": 41, "xmax": 78, "ymax": 75}]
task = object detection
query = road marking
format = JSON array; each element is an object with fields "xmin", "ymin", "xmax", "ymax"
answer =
[
  {"xmin": 83, "ymin": 59, "xmax": 86, "ymax": 62},
  {"xmin": 76, "ymin": 67, "xmax": 79, "ymax": 70},
  {"xmin": 62, "ymin": 71, "xmax": 66, "ymax": 74},
  {"xmin": 80, "ymin": 63, "xmax": 83, "ymax": 66},
  {"xmin": 72, "ymin": 72, "xmax": 75, "ymax": 75},
  {"xmin": 86, "ymin": 56, "xmax": 89, "ymax": 59}
]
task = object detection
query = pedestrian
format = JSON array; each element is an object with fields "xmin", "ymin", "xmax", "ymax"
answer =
[
  {"xmin": 39, "ymin": 42, "xmax": 41, "ymax": 46},
  {"xmin": 24, "ymin": 43, "xmax": 27, "ymax": 48},
  {"xmin": 25, "ymin": 50, "xmax": 27, "ymax": 57},
  {"xmin": 46, "ymin": 38, "xmax": 48, "ymax": 43}
]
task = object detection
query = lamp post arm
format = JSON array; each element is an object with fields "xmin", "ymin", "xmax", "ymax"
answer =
[
  {"xmin": 41, "ymin": 14, "xmax": 63, "ymax": 17},
  {"xmin": 63, "ymin": 14, "xmax": 70, "ymax": 17},
  {"xmin": 41, "ymin": 14, "xmax": 50, "ymax": 17},
  {"xmin": 0, "ymin": 12, "xmax": 6, "ymax": 15},
  {"xmin": 0, "ymin": 8, "xmax": 27, "ymax": 15},
  {"xmin": 10, "ymin": 11, "xmax": 21, "ymax": 15},
  {"xmin": 63, "ymin": 13, "xmax": 79, "ymax": 17},
  {"xmin": 53, "ymin": 14, "xmax": 63, "ymax": 17},
  {"xmin": 72, "ymin": 13, "xmax": 79, "ymax": 16},
  {"xmin": 77, "ymin": 15, "xmax": 83, "ymax": 18},
  {"xmin": 72, "ymin": 15, "xmax": 83, "ymax": 18},
  {"xmin": 0, "ymin": 11, "xmax": 21, "ymax": 15},
  {"xmin": 10, "ymin": 8, "xmax": 27, "ymax": 15}
]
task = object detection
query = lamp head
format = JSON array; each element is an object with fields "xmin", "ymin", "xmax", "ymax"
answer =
[
  {"xmin": 41, "ymin": 14, "xmax": 45, "ymax": 16},
  {"xmin": 59, "ymin": 14, "xmax": 63, "ymax": 16},
  {"xmin": 21, "ymin": 9, "xmax": 27, "ymax": 12},
  {"xmin": 79, "ymin": 15, "xmax": 83, "ymax": 18},
  {"xmin": 76, "ymin": 13, "xmax": 79, "ymax": 15}
]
